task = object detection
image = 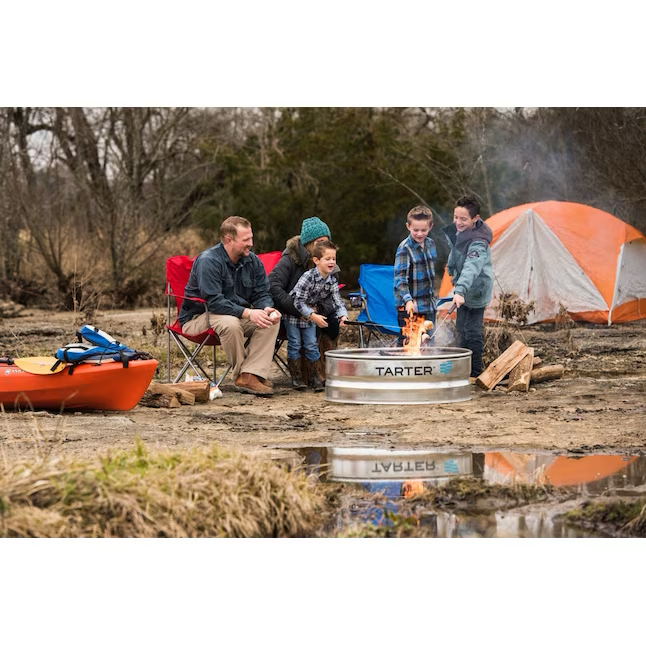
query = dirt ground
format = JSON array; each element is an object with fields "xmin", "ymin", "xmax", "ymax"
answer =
[{"xmin": 1, "ymin": 308, "xmax": 645, "ymax": 464}]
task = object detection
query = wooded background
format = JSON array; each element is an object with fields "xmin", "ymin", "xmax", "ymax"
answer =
[{"xmin": 1, "ymin": 107, "xmax": 645, "ymax": 312}]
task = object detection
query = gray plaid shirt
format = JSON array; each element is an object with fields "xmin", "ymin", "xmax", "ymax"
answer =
[{"xmin": 287, "ymin": 267, "xmax": 347, "ymax": 328}]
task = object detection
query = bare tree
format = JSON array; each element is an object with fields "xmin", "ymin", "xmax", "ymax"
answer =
[{"xmin": 2, "ymin": 107, "xmax": 225, "ymax": 307}]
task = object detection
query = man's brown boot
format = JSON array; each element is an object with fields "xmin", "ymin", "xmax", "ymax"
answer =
[
  {"xmin": 287, "ymin": 358, "xmax": 306, "ymax": 391},
  {"xmin": 235, "ymin": 372, "xmax": 273, "ymax": 396}
]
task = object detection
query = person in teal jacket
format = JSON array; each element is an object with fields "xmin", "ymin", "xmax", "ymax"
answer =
[{"xmin": 443, "ymin": 195, "xmax": 494, "ymax": 377}]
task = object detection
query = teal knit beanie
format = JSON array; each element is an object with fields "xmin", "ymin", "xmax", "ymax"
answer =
[{"xmin": 300, "ymin": 217, "xmax": 331, "ymax": 246}]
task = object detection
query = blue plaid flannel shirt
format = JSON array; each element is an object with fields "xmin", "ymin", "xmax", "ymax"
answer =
[
  {"xmin": 394, "ymin": 234, "xmax": 437, "ymax": 313},
  {"xmin": 287, "ymin": 267, "xmax": 348, "ymax": 328}
]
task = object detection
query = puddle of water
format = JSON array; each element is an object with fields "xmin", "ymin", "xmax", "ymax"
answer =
[{"xmin": 294, "ymin": 447, "xmax": 646, "ymax": 537}]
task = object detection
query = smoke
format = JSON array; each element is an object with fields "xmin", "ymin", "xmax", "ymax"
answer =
[
  {"xmin": 456, "ymin": 109, "xmax": 644, "ymax": 231},
  {"xmin": 430, "ymin": 320, "xmax": 458, "ymax": 348},
  {"xmin": 468, "ymin": 110, "xmax": 582, "ymax": 215}
]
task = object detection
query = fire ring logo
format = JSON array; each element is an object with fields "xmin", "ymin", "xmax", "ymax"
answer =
[
  {"xmin": 439, "ymin": 361, "xmax": 453, "ymax": 374},
  {"xmin": 443, "ymin": 458, "xmax": 459, "ymax": 473},
  {"xmin": 375, "ymin": 366, "xmax": 433, "ymax": 377}
]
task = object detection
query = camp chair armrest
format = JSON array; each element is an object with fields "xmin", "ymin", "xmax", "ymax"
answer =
[
  {"xmin": 168, "ymin": 293, "xmax": 206, "ymax": 305},
  {"xmin": 347, "ymin": 292, "xmax": 365, "ymax": 309},
  {"xmin": 168, "ymin": 292, "xmax": 209, "ymax": 314},
  {"xmin": 165, "ymin": 286, "xmax": 206, "ymax": 303}
]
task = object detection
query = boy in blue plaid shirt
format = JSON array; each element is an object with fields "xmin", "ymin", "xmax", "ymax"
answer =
[
  {"xmin": 394, "ymin": 205, "xmax": 437, "ymax": 346},
  {"xmin": 287, "ymin": 240, "xmax": 348, "ymax": 391}
]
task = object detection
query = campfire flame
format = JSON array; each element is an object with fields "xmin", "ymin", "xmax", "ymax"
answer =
[{"xmin": 402, "ymin": 313, "xmax": 434, "ymax": 355}]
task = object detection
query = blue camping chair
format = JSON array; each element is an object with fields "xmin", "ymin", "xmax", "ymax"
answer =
[{"xmin": 347, "ymin": 264, "xmax": 452, "ymax": 348}]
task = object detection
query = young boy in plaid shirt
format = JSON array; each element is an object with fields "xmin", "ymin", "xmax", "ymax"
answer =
[
  {"xmin": 287, "ymin": 240, "xmax": 348, "ymax": 391},
  {"xmin": 394, "ymin": 205, "xmax": 437, "ymax": 346}
]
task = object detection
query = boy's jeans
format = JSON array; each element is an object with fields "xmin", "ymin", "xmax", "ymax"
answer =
[
  {"xmin": 455, "ymin": 305, "xmax": 485, "ymax": 377},
  {"xmin": 285, "ymin": 321, "xmax": 320, "ymax": 361}
]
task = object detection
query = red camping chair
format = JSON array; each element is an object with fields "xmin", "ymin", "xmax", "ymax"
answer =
[
  {"xmin": 166, "ymin": 255, "xmax": 224, "ymax": 385},
  {"xmin": 165, "ymin": 251, "xmax": 289, "ymax": 385},
  {"xmin": 257, "ymin": 251, "xmax": 290, "ymax": 379}
]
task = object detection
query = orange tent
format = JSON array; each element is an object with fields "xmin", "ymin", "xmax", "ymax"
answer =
[{"xmin": 438, "ymin": 201, "xmax": 646, "ymax": 324}]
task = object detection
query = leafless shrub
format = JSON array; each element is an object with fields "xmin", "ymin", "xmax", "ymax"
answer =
[
  {"xmin": 554, "ymin": 303, "xmax": 578, "ymax": 356},
  {"xmin": 483, "ymin": 325, "xmax": 519, "ymax": 366},
  {"xmin": 554, "ymin": 303, "xmax": 575, "ymax": 331},
  {"xmin": 0, "ymin": 299, "xmax": 25, "ymax": 320},
  {"xmin": 495, "ymin": 292, "xmax": 536, "ymax": 325},
  {"xmin": 149, "ymin": 312, "xmax": 167, "ymax": 346}
]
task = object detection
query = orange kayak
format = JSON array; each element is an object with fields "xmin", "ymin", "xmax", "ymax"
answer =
[{"xmin": 0, "ymin": 359, "xmax": 158, "ymax": 411}]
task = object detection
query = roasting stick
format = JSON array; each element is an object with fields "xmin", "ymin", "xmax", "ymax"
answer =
[{"xmin": 425, "ymin": 302, "xmax": 457, "ymax": 343}]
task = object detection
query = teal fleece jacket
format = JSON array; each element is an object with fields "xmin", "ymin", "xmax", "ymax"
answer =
[{"xmin": 443, "ymin": 219, "xmax": 494, "ymax": 309}]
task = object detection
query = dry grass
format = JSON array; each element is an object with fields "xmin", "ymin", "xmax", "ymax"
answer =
[
  {"xmin": 562, "ymin": 498, "xmax": 646, "ymax": 537},
  {"xmin": 337, "ymin": 511, "xmax": 429, "ymax": 538},
  {"xmin": 0, "ymin": 442, "xmax": 326, "ymax": 537},
  {"xmin": 621, "ymin": 501, "xmax": 646, "ymax": 536}
]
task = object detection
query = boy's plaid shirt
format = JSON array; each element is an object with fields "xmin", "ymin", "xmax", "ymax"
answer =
[
  {"xmin": 287, "ymin": 267, "xmax": 348, "ymax": 328},
  {"xmin": 394, "ymin": 235, "xmax": 437, "ymax": 312}
]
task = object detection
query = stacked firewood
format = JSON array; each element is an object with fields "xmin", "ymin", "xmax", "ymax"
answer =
[
  {"xmin": 475, "ymin": 340, "xmax": 564, "ymax": 393},
  {"xmin": 139, "ymin": 380, "xmax": 211, "ymax": 408}
]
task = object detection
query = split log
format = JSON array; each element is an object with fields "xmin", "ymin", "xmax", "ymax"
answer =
[
  {"xmin": 508, "ymin": 347, "xmax": 535, "ymax": 393},
  {"xmin": 139, "ymin": 391, "xmax": 182, "ymax": 408},
  {"xmin": 147, "ymin": 382, "xmax": 196, "ymax": 405},
  {"xmin": 530, "ymin": 364, "xmax": 564, "ymax": 384},
  {"xmin": 476, "ymin": 340, "xmax": 529, "ymax": 391},
  {"xmin": 169, "ymin": 380, "xmax": 210, "ymax": 403},
  {"xmin": 532, "ymin": 356, "xmax": 543, "ymax": 368}
]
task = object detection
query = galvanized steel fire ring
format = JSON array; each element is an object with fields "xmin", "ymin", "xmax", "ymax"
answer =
[{"xmin": 324, "ymin": 346, "xmax": 472, "ymax": 405}]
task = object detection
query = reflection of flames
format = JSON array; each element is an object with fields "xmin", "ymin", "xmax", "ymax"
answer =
[
  {"xmin": 402, "ymin": 314, "xmax": 434, "ymax": 355},
  {"xmin": 402, "ymin": 481, "xmax": 425, "ymax": 498}
]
